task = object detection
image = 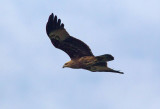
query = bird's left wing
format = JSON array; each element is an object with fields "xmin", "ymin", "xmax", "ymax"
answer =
[{"xmin": 46, "ymin": 13, "xmax": 94, "ymax": 59}]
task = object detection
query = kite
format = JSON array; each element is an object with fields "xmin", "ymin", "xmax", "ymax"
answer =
[{"xmin": 46, "ymin": 13, "xmax": 123, "ymax": 74}]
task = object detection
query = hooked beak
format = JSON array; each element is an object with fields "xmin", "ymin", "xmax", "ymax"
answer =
[
  {"xmin": 62, "ymin": 65, "xmax": 66, "ymax": 68},
  {"xmin": 63, "ymin": 63, "xmax": 68, "ymax": 68}
]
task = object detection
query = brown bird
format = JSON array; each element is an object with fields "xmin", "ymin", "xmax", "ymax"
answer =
[{"xmin": 46, "ymin": 13, "xmax": 123, "ymax": 74}]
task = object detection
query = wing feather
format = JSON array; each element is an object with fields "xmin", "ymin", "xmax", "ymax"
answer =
[{"xmin": 46, "ymin": 13, "xmax": 94, "ymax": 59}]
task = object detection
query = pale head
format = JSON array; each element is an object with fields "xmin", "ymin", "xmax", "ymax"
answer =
[
  {"xmin": 62, "ymin": 62, "xmax": 70, "ymax": 68},
  {"xmin": 62, "ymin": 60, "xmax": 78, "ymax": 68}
]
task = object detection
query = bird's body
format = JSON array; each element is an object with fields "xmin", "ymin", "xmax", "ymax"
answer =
[
  {"xmin": 63, "ymin": 55, "xmax": 122, "ymax": 73},
  {"xmin": 46, "ymin": 13, "xmax": 123, "ymax": 74}
]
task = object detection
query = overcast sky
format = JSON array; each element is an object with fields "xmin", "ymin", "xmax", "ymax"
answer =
[{"xmin": 0, "ymin": 0, "xmax": 160, "ymax": 109}]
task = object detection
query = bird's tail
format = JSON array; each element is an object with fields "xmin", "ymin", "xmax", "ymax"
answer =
[{"xmin": 95, "ymin": 54, "xmax": 114, "ymax": 62}]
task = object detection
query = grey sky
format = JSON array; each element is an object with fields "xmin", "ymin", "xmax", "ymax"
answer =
[{"xmin": 0, "ymin": 0, "xmax": 160, "ymax": 109}]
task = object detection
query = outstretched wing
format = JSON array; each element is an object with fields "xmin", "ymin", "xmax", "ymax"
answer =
[{"xmin": 46, "ymin": 13, "xmax": 94, "ymax": 59}]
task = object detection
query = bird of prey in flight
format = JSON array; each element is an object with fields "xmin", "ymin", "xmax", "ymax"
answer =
[{"xmin": 46, "ymin": 13, "xmax": 123, "ymax": 74}]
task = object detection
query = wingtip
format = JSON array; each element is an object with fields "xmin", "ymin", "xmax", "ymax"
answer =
[
  {"xmin": 48, "ymin": 13, "xmax": 53, "ymax": 21},
  {"xmin": 116, "ymin": 70, "xmax": 124, "ymax": 74},
  {"xmin": 61, "ymin": 23, "xmax": 64, "ymax": 28},
  {"xmin": 111, "ymin": 69, "xmax": 124, "ymax": 74},
  {"xmin": 46, "ymin": 13, "xmax": 65, "ymax": 36},
  {"xmin": 54, "ymin": 15, "xmax": 57, "ymax": 20},
  {"xmin": 120, "ymin": 72, "xmax": 124, "ymax": 74},
  {"xmin": 50, "ymin": 13, "xmax": 53, "ymax": 17}
]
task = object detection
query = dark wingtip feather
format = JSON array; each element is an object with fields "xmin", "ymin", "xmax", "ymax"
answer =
[
  {"xmin": 48, "ymin": 13, "xmax": 54, "ymax": 22},
  {"xmin": 46, "ymin": 13, "xmax": 64, "ymax": 36},
  {"xmin": 109, "ymin": 70, "xmax": 123, "ymax": 74},
  {"xmin": 46, "ymin": 13, "xmax": 54, "ymax": 35},
  {"xmin": 61, "ymin": 23, "xmax": 64, "ymax": 28},
  {"xmin": 114, "ymin": 70, "xmax": 124, "ymax": 74},
  {"xmin": 118, "ymin": 71, "xmax": 124, "ymax": 74},
  {"xmin": 57, "ymin": 19, "xmax": 61, "ymax": 28},
  {"xmin": 54, "ymin": 15, "xmax": 57, "ymax": 21}
]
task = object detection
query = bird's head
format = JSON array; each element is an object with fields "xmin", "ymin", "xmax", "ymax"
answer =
[{"xmin": 62, "ymin": 62, "xmax": 70, "ymax": 68}]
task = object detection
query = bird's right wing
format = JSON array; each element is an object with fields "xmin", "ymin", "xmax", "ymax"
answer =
[{"xmin": 46, "ymin": 13, "xmax": 94, "ymax": 59}]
